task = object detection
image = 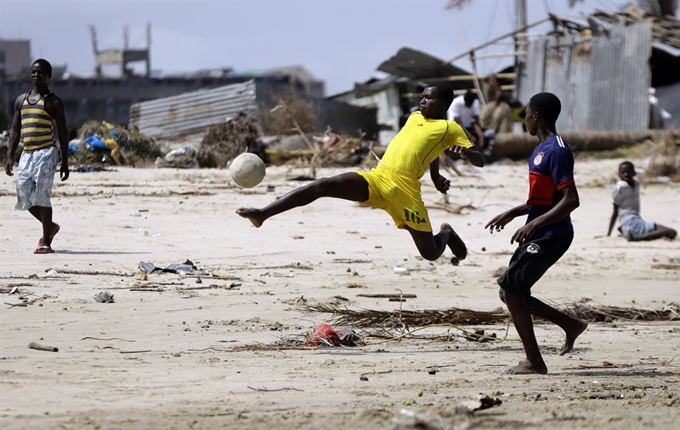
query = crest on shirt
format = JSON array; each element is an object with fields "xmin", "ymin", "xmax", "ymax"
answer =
[{"xmin": 533, "ymin": 151, "xmax": 544, "ymax": 166}]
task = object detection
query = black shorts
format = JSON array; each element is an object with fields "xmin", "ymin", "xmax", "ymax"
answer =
[{"xmin": 497, "ymin": 235, "xmax": 572, "ymax": 297}]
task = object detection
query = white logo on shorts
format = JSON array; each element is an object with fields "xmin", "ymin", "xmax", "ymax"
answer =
[{"xmin": 526, "ymin": 243, "xmax": 540, "ymax": 254}]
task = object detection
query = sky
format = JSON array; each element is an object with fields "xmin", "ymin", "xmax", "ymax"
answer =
[{"xmin": 0, "ymin": 0, "xmax": 629, "ymax": 95}]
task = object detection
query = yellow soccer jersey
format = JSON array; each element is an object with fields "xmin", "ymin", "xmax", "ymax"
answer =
[{"xmin": 380, "ymin": 111, "xmax": 473, "ymax": 178}]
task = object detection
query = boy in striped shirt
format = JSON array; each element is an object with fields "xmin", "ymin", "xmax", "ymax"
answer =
[{"xmin": 5, "ymin": 59, "xmax": 70, "ymax": 254}]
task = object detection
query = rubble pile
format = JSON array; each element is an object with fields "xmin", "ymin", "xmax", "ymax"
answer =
[{"xmin": 198, "ymin": 112, "xmax": 268, "ymax": 168}]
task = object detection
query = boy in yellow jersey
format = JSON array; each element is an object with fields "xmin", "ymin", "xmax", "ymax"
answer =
[
  {"xmin": 5, "ymin": 59, "xmax": 70, "ymax": 254},
  {"xmin": 237, "ymin": 83, "xmax": 485, "ymax": 261}
]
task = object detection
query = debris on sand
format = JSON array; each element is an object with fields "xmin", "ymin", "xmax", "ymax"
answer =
[{"xmin": 198, "ymin": 112, "xmax": 269, "ymax": 168}]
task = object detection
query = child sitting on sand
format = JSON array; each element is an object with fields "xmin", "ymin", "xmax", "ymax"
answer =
[{"xmin": 607, "ymin": 161, "xmax": 677, "ymax": 241}]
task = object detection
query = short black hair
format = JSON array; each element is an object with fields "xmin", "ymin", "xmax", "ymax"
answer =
[
  {"xmin": 463, "ymin": 90, "xmax": 477, "ymax": 104},
  {"xmin": 619, "ymin": 161, "xmax": 635, "ymax": 171},
  {"xmin": 528, "ymin": 92, "xmax": 561, "ymax": 124},
  {"xmin": 32, "ymin": 58, "xmax": 52, "ymax": 78},
  {"xmin": 426, "ymin": 83, "xmax": 454, "ymax": 107}
]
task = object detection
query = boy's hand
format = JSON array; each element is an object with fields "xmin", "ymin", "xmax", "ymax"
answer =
[
  {"xmin": 432, "ymin": 174, "xmax": 450, "ymax": 194},
  {"xmin": 60, "ymin": 163, "xmax": 70, "ymax": 181},
  {"xmin": 448, "ymin": 145, "xmax": 468, "ymax": 158},
  {"xmin": 485, "ymin": 211, "xmax": 514, "ymax": 234},
  {"xmin": 511, "ymin": 221, "xmax": 537, "ymax": 245},
  {"xmin": 4, "ymin": 159, "xmax": 13, "ymax": 177}
]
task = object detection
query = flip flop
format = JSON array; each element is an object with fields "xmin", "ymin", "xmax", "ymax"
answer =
[{"xmin": 34, "ymin": 245, "xmax": 55, "ymax": 254}]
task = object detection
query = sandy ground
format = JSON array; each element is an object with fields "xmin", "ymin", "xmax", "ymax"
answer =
[{"xmin": 0, "ymin": 157, "xmax": 679, "ymax": 430}]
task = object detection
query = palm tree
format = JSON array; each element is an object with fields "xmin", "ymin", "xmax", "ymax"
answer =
[{"xmin": 445, "ymin": 0, "xmax": 677, "ymax": 17}]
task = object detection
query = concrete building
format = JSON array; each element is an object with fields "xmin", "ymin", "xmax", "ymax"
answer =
[{"xmin": 0, "ymin": 39, "xmax": 31, "ymax": 78}]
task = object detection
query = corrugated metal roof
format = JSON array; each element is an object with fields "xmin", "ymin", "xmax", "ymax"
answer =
[
  {"xmin": 377, "ymin": 47, "xmax": 471, "ymax": 81},
  {"xmin": 129, "ymin": 80, "xmax": 258, "ymax": 141},
  {"xmin": 518, "ymin": 21, "xmax": 651, "ymax": 132}
]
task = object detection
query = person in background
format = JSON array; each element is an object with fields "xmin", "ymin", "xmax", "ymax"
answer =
[{"xmin": 4, "ymin": 59, "xmax": 70, "ymax": 254}]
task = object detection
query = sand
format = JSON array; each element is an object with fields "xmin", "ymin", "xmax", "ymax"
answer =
[{"xmin": 1, "ymin": 158, "xmax": 678, "ymax": 429}]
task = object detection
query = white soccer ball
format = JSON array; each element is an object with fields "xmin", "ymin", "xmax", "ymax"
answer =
[{"xmin": 230, "ymin": 153, "xmax": 266, "ymax": 188}]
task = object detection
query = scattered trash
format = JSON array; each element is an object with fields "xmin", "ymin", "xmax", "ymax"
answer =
[
  {"xmin": 360, "ymin": 375, "xmax": 369, "ymax": 381},
  {"xmin": 305, "ymin": 324, "xmax": 360, "ymax": 347},
  {"xmin": 129, "ymin": 210, "xmax": 142, "ymax": 217},
  {"xmin": 155, "ymin": 145, "xmax": 199, "ymax": 169},
  {"xmin": 44, "ymin": 269, "xmax": 58, "ymax": 278},
  {"xmin": 392, "ymin": 408, "xmax": 467, "ymax": 430},
  {"xmin": 464, "ymin": 329, "xmax": 498, "ymax": 343},
  {"xmin": 589, "ymin": 393, "xmax": 624, "ymax": 400},
  {"xmin": 93, "ymin": 292, "xmax": 115, "ymax": 303},
  {"xmin": 428, "ymin": 367, "xmax": 437, "ymax": 375},
  {"xmin": 272, "ymin": 271, "xmax": 295, "ymax": 278},
  {"xmin": 460, "ymin": 395, "xmax": 503, "ymax": 413},
  {"xmin": 138, "ymin": 228, "xmax": 161, "ymax": 237},
  {"xmin": 356, "ymin": 293, "xmax": 417, "ymax": 299},
  {"xmin": 138, "ymin": 260, "xmax": 198, "ymax": 275},
  {"xmin": 71, "ymin": 165, "xmax": 117, "ymax": 173},
  {"xmin": 135, "ymin": 270, "xmax": 148, "ymax": 281},
  {"xmin": 393, "ymin": 267, "xmax": 409, "ymax": 275}
]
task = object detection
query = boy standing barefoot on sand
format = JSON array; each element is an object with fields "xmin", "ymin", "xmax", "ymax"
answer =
[
  {"xmin": 485, "ymin": 92, "xmax": 588, "ymax": 375},
  {"xmin": 237, "ymin": 83, "xmax": 485, "ymax": 262}
]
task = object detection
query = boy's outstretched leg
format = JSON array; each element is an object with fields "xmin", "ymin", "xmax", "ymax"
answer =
[
  {"xmin": 525, "ymin": 296, "xmax": 588, "ymax": 355},
  {"xmin": 632, "ymin": 224, "xmax": 677, "ymax": 241},
  {"xmin": 502, "ymin": 290, "xmax": 548, "ymax": 375},
  {"xmin": 237, "ymin": 172, "xmax": 369, "ymax": 227},
  {"xmin": 406, "ymin": 223, "xmax": 467, "ymax": 262}
]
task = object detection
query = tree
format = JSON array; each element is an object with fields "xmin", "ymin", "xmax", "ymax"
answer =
[{"xmin": 445, "ymin": 0, "xmax": 677, "ymax": 17}]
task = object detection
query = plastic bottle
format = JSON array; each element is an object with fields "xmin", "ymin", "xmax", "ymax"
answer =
[
  {"xmin": 138, "ymin": 228, "xmax": 161, "ymax": 237},
  {"xmin": 393, "ymin": 267, "xmax": 409, "ymax": 275}
]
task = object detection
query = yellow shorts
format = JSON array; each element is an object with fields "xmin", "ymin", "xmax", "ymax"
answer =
[{"xmin": 355, "ymin": 165, "xmax": 432, "ymax": 232}]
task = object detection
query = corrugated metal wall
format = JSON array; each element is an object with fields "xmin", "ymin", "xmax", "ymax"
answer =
[
  {"xmin": 518, "ymin": 21, "xmax": 652, "ymax": 132},
  {"xmin": 130, "ymin": 80, "xmax": 258, "ymax": 141}
]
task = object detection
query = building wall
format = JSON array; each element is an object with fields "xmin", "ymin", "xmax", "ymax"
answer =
[
  {"xmin": 125, "ymin": 79, "xmax": 377, "ymax": 142},
  {"xmin": 518, "ymin": 21, "xmax": 652, "ymax": 132},
  {"xmin": 1, "ymin": 75, "xmax": 257, "ymax": 130},
  {"xmin": 333, "ymin": 86, "xmax": 401, "ymax": 144},
  {"xmin": 0, "ymin": 40, "xmax": 31, "ymax": 78}
]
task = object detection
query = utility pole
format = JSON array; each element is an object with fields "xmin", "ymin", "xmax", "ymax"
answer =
[
  {"xmin": 514, "ymin": 0, "xmax": 528, "ymax": 98},
  {"xmin": 515, "ymin": 0, "xmax": 527, "ymax": 68}
]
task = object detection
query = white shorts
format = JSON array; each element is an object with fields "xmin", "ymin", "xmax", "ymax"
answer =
[
  {"xmin": 619, "ymin": 215, "xmax": 655, "ymax": 241},
  {"xmin": 15, "ymin": 146, "xmax": 59, "ymax": 210}
]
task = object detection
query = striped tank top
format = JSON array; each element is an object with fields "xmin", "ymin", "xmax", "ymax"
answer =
[{"xmin": 20, "ymin": 91, "xmax": 55, "ymax": 151}]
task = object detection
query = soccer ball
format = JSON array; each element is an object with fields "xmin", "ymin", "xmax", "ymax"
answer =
[{"xmin": 230, "ymin": 153, "xmax": 266, "ymax": 188}]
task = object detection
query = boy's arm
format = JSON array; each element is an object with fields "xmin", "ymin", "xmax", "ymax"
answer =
[
  {"xmin": 511, "ymin": 184, "xmax": 579, "ymax": 244},
  {"xmin": 458, "ymin": 145, "xmax": 485, "ymax": 167},
  {"xmin": 607, "ymin": 204, "xmax": 619, "ymax": 236},
  {"xmin": 485, "ymin": 203, "xmax": 528, "ymax": 233},
  {"xmin": 47, "ymin": 95, "xmax": 70, "ymax": 181},
  {"xmin": 5, "ymin": 95, "xmax": 23, "ymax": 176},
  {"xmin": 447, "ymin": 121, "xmax": 485, "ymax": 167}
]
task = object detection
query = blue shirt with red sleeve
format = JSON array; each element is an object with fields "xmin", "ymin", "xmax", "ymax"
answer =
[{"xmin": 526, "ymin": 134, "xmax": 575, "ymax": 239}]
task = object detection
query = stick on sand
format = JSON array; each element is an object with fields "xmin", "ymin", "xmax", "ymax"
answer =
[{"xmin": 28, "ymin": 342, "xmax": 58, "ymax": 352}]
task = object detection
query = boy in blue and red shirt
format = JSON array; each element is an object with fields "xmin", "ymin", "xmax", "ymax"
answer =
[{"xmin": 485, "ymin": 92, "xmax": 588, "ymax": 375}]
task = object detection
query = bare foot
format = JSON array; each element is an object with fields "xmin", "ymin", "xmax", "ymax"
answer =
[
  {"xmin": 503, "ymin": 360, "xmax": 547, "ymax": 375},
  {"xmin": 236, "ymin": 208, "xmax": 264, "ymax": 228},
  {"xmin": 440, "ymin": 223, "xmax": 467, "ymax": 260},
  {"xmin": 559, "ymin": 319, "xmax": 588, "ymax": 356}
]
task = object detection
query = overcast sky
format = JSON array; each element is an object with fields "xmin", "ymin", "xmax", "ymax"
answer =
[{"xmin": 0, "ymin": 0, "xmax": 628, "ymax": 95}]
